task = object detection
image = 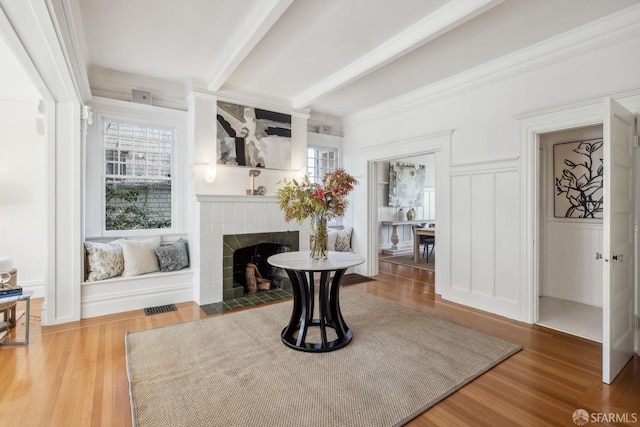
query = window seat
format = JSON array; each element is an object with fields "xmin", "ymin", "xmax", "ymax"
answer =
[
  {"xmin": 82, "ymin": 235, "xmax": 193, "ymax": 319},
  {"xmin": 81, "ymin": 268, "xmax": 194, "ymax": 319}
]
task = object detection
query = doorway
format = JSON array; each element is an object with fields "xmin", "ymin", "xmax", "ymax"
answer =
[
  {"xmin": 374, "ymin": 153, "xmax": 436, "ymax": 264},
  {"xmin": 536, "ymin": 125, "xmax": 604, "ymax": 342},
  {"xmin": 0, "ymin": 36, "xmax": 47, "ymax": 299},
  {"xmin": 361, "ymin": 130, "xmax": 451, "ymax": 296}
]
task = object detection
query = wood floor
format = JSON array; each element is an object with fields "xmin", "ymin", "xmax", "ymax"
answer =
[{"xmin": 0, "ymin": 261, "xmax": 638, "ymax": 426}]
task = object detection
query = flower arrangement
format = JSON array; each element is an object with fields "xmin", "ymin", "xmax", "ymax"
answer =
[
  {"xmin": 277, "ymin": 168, "xmax": 358, "ymax": 259},
  {"xmin": 277, "ymin": 168, "xmax": 358, "ymax": 223}
]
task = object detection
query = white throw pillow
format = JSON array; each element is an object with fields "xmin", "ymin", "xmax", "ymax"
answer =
[
  {"xmin": 120, "ymin": 237, "xmax": 162, "ymax": 277},
  {"xmin": 327, "ymin": 230, "xmax": 338, "ymax": 251}
]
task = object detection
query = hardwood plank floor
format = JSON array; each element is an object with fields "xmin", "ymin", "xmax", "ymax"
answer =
[{"xmin": 0, "ymin": 262, "xmax": 637, "ymax": 426}]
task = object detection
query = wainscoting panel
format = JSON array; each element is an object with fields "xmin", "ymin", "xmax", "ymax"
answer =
[
  {"xmin": 445, "ymin": 158, "xmax": 520, "ymax": 319},
  {"xmin": 470, "ymin": 173, "xmax": 495, "ymax": 297},
  {"xmin": 494, "ymin": 171, "xmax": 520, "ymax": 303},
  {"xmin": 542, "ymin": 222, "xmax": 603, "ymax": 306},
  {"xmin": 450, "ymin": 175, "xmax": 471, "ymax": 291}
]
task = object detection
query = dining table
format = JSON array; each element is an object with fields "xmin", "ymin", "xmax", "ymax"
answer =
[{"xmin": 413, "ymin": 227, "xmax": 436, "ymax": 262}]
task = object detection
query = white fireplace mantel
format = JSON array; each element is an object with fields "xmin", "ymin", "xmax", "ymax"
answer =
[
  {"xmin": 196, "ymin": 194, "xmax": 309, "ymax": 304},
  {"xmin": 196, "ymin": 194, "xmax": 279, "ymax": 203}
]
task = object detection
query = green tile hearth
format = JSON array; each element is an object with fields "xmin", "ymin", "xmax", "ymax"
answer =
[{"xmin": 200, "ymin": 288, "xmax": 293, "ymax": 315}]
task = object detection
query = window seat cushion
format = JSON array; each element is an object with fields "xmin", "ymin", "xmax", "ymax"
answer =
[{"xmin": 84, "ymin": 237, "xmax": 189, "ymax": 282}]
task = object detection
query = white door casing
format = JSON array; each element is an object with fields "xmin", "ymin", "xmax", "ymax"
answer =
[
  {"xmin": 361, "ymin": 130, "xmax": 452, "ymax": 295},
  {"xmin": 602, "ymin": 97, "xmax": 635, "ymax": 384}
]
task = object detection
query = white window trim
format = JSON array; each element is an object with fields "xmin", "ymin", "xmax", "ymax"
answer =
[
  {"xmin": 307, "ymin": 144, "xmax": 340, "ymax": 183},
  {"xmin": 85, "ymin": 97, "xmax": 188, "ymax": 238},
  {"xmin": 307, "ymin": 143, "xmax": 342, "ymax": 225}
]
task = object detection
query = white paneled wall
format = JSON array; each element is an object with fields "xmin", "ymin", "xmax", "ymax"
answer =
[
  {"xmin": 542, "ymin": 223, "xmax": 602, "ymax": 305},
  {"xmin": 197, "ymin": 196, "xmax": 308, "ymax": 304},
  {"xmin": 493, "ymin": 172, "xmax": 520, "ymax": 303},
  {"xmin": 448, "ymin": 158, "xmax": 520, "ymax": 317}
]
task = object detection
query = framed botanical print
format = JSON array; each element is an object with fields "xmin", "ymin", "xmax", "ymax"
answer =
[{"xmin": 553, "ymin": 138, "xmax": 603, "ymax": 218}]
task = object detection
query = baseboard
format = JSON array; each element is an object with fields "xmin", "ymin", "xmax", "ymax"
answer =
[
  {"xmin": 17, "ymin": 280, "xmax": 45, "ymax": 298},
  {"xmin": 81, "ymin": 269, "xmax": 194, "ymax": 318}
]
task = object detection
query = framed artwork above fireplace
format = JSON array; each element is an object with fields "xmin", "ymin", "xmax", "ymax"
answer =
[{"xmin": 216, "ymin": 101, "xmax": 292, "ymax": 170}]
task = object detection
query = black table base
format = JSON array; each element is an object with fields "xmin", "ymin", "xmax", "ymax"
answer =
[{"xmin": 281, "ymin": 268, "xmax": 352, "ymax": 352}]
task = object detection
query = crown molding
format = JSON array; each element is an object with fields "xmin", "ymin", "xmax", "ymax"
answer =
[
  {"xmin": 292, "ymin": 0, "xmax": 504, "ymax": 110},
  {"xmin": 88, "ymin": 66, "xmax": 189, "ymax": 111},
  {"xmin": 344, "ymin": 3, "xmax": 640, "ymax": 128}
]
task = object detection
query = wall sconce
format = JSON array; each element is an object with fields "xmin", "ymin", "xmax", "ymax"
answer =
[{"xmin": 204, "ymin": 163, "xmax": 217, "ymax": 183}]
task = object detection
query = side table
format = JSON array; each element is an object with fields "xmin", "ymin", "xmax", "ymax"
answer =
[
  {"xmin": 0, "ymin": 291, "xmax": 33, "ymax": 346},
  {"xmin": 267, "ymin": 251, "xmax": 364, "ymax": 353}
]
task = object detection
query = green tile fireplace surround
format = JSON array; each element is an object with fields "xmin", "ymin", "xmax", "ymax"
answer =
[{"xmin": 222, "ymin": 231, "xmax": 299, "ymax": 301}]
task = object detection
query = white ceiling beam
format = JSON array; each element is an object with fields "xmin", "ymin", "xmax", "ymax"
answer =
[
  {"xmin": 292, "ymin": 0, "xmax": 505, "ymax": 110},
  {"xmin": 207, "ymin": 0, "xmax": 293, "ymax": 92}
]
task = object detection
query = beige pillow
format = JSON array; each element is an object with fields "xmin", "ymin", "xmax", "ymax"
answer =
[
  {"xmin": 84, "ymin": 240, "xmax": 124, "ymax": 281},
  {"xmin": 120, "ymin": 237, "xmax": 162, "ymax": 277}
]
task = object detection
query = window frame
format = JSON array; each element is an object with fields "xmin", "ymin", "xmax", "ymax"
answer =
[
  {"xmin": 307, "ymin": 143, "xmax": 341, "ymax": 225},
  {"xmin": 85, "ymin": 97, "xmax": 188, "ymax": 238},
  {"xmin": 306, "ymin": 144, "xmax": 339, "ymax": 184}
]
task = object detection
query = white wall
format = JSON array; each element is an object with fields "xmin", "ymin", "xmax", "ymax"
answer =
[
  {"xmin": 0, "ymin": 27, "xmax": 46, "ymax": 296},
  {"xmin": 540, "ymin": 126, "xmax": 603, "ymax": 307},
  {"xmin": 343, "ymin": 31, "xmax": 640, "ymax": 321},
  {"xmin": 0, "ymin": 99, "xmax": 45, "ymax": 293}
]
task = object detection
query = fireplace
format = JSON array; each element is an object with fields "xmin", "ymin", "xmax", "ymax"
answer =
[
  {"xmin": 223, "ymin": 231, "xmax": 299, "ymax": 300},
  {"xmin": 233, "ymin": 243, "xmax": 289, "ymax": 294},
  {"xmin": 196, "ymin": 195, "xmax": 309, "ymax": 305}
]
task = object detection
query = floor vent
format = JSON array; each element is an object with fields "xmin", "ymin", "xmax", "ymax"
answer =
[{"xmin": 144, "ymin": 304, "xmax": 178, "ymax": 316}]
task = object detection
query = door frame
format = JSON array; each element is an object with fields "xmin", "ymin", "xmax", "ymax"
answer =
[
  {"xmin": 518, "ymin": 90, "xmax": 640, "ymax": 331},
  {"xmin": 362, "ymin": 130, "xmax": 452, "ymax": 295},
  {"xmin": 519, "ymin": 98, "xmax": 608, "ymax": 324},
  {"xmin": 0, "ymin": 2, "xmax": 85, "ymax": 324}
]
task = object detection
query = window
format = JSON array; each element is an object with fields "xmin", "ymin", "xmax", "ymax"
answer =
[
  {"xmin": 307, "ymin": 146, "xmax": 338, "ymax": 183},
  {"xmin": 103, "ymin": 120, "xmax": 173, "ymax": 231},
  {"xmin": 84, "ymin": 98, "xmax": 187, "ymax": 238}
]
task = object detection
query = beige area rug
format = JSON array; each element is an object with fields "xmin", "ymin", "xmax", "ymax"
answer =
[
  {"xmin": 126, "ymin": 290, "xmax": 520, "ymax": 427},
  {"xmin": 380, "ymin": 253, "xmax": 435, "ymax": 271}
]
